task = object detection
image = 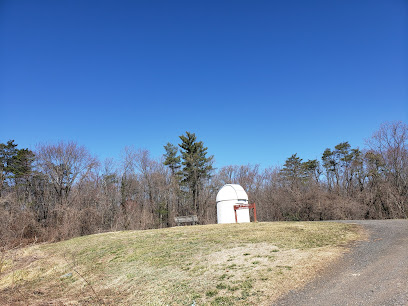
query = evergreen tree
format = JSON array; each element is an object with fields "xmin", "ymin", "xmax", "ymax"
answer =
[
  {"xmin": 163, "ymin": 142, "xmax": 181, "ymax": 176},
  {"xmin": 302, "ymin": 159, "xmax": 320, "ymax": 182},
  {"xmin": 322, "ymin": 148, "xmax": 336, "ymax": 190},
  {"xmin": 280, "ymin": 154, "xmax": 320, "ymax": 189},
  {"xmin": 0, "ymin": 140, "xmax": 18, "ymax": 191},
  {"xmin": 322, "ymin": 142, "xmax": 363, "ymax": 193},
  {"xmin": 178, "ymin": 132, "xmax": 213, "ymax": 213},
  {"xmin": 11, "ymin": 148, "xmax": 35, "ymax": 180},
  {"xmin": 280, "ymin": 153, "xmax": 305, "ymax": 189},
  {"xmin": 0, "ymin": 140, "xmax": 35, "ymax": 196}
]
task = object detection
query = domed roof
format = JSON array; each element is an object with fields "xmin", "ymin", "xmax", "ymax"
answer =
[{"xmin": 216, "ymin": 184, "xmax": 248, "ymax": 203}]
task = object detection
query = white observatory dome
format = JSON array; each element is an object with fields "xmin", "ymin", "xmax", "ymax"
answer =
[{"xmin": 216, "ymin": 184, "xmax": 250, "ymax": 224}]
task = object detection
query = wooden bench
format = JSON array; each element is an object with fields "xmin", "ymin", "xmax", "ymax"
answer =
[{"xmin": 174, "ymin": 215, "xmax": 198, "ymax": 226}]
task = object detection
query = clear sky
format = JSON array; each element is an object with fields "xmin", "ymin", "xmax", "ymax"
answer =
[{"xmin": 1, "ymin": 0, "xmax": 407, "ymax": 169}]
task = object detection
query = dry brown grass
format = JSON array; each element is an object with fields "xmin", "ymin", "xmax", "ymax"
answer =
[{"xmin": 0, "ymin": 222, "xmax": 362, "ymax": 305}]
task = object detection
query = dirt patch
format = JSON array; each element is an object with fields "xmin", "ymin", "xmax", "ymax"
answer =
[{"xmin": 196, "ymin": 243, "xmax": 348, "ymax": 305}]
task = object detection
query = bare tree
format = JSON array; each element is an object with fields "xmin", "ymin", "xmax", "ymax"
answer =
[
  {"xmin": 367, "ymin": 121, "xmax": 408, "ymax": 192},
  {"xmin": 365, "ymin": 121, "xmax": 408, "ymax": 217},
  {"xmin": 36, "ymin": 141, "xmax": 99, "ymax": 201},
  {"xmin": 120, "ymin": 147, "xmax": 171, "ymax": 228}
]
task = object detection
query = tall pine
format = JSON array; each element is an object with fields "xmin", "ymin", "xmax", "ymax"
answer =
[
  {"xmin": 163, "ymin": 143, "xmax": 181, "ymax": 176},
  {"xmin": 178, "ymin": 132, "xmax": 213, "ymax": 213}
]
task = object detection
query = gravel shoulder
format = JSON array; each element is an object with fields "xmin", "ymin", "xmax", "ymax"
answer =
[{"xmin": 274, "ymin": 219, "xmax": 408, "ymax": 306}]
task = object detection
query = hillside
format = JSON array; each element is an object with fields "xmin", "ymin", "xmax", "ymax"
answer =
[{"xmin": 0, "ymin": 222, "xmax": 362, "ymax": 305}]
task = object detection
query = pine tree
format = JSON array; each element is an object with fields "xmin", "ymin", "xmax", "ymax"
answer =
[
  {"xmin": 302, "ymin": 159, "xmax": 320, "ymax": 183},
  {"xmin": 163, "ymin": 142, "xmax": 181, "ymax": 176},
  {"xmin": 0, "ymin": 140, "xmax": 35, "ymax": 196},
  {"xmin": 178, "ymin": 132, "xmax": 213, "ymax": 213},
  {"xmin": 280, "ymin": 153, "xmax": 305, "ymax": 189},
  {"xmin": 11, "ymin": 148, "xmax": 35, "ymax": 179},
  {"xmin": 322, "ymin": 148, "xmax": 336, "ymax": 190},
  {"xmin": 0, "ymin": 140, "xmax": 18, "ymax": 180}
]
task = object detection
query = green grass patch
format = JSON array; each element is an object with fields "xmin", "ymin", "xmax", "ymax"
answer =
[
  {"xmin": 216, "ymin": 283, "xmax": 227, "ymax": 290},
  {"xmin": 206, "ymin": 289, "xmax": 219, "ymax": 297}
]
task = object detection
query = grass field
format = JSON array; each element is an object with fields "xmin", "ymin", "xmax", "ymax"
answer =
[{"xmin": 0, "ymin": 222, "xmax": 362, "ymax": 305}]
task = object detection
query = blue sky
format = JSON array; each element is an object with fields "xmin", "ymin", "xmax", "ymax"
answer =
[{"xmin": 1, "ymin": 0, "xmax": 407, "ymax": 169}]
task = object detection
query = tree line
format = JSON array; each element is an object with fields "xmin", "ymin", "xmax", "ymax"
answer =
[{"xmin": 1, "ymin": 121, "xmax": 407, "ymax": 248}]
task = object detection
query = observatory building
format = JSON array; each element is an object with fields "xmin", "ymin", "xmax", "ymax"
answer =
[{"xmin": 216, "ymin": 184, "xmax": 250, "ymax": 224}]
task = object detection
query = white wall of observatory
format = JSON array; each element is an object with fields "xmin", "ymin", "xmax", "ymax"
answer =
[{"xmin": 216, "ymin": 184, "xmax": 250, "ymax": 224}]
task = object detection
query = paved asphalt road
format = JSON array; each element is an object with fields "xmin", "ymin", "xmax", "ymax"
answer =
[{"xmin": 275, "ymin": 220, "xmax": 408, "ymax": 306}]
